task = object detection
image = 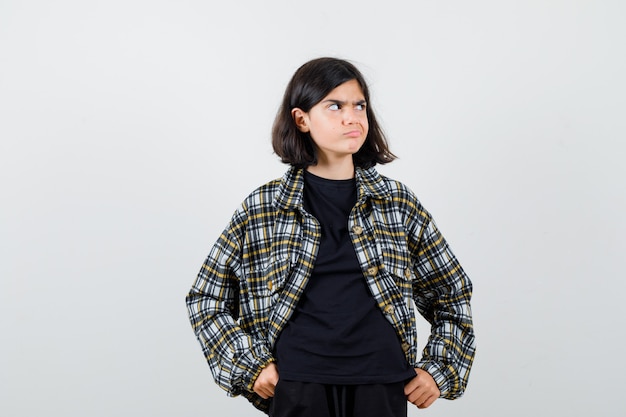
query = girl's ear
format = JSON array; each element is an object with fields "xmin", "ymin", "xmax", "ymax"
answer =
[{"xmin": 291, "ymin": 108, "xmax": 310, "ymax": 132}]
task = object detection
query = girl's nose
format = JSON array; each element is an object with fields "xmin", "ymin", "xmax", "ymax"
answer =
[{"xmin": 343, "ymin": 108, "xmax": 359, "ymax": 124}]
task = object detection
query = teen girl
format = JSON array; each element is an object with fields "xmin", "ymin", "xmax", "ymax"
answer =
[{"xmin": 186, "ymin": 57, "xmax": 475, "ymax": 417}]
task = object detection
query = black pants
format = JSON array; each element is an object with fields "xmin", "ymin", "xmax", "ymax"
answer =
[{"xmin": 269, "ymin": 380, "xmax": 407, "ymax": 417}]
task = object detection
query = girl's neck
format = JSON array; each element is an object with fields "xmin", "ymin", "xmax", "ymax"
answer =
[{"xmin": 306, "ymin": 157, "xmax": 355, "ymax": 180}]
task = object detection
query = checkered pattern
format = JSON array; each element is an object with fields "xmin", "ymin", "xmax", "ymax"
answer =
[{"xmin": 186, "ymin": 166, "xmax": 475, "ymax": 413}]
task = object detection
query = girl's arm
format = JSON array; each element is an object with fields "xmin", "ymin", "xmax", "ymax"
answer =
[
  {"xmin": 407, "ymin": 208, "xmax": 476, "ymax": 399},
  {"xmin": 186, "ymin": 209, "xmax": 274, "ymax": 401}
]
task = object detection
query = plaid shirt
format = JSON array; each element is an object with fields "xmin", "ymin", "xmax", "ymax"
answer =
[{"xmin": 186, "ymin": 166, "xmax": 475, "ymax": 413}]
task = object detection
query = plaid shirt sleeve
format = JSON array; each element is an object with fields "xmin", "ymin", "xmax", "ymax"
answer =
[
  {"xmin": 185, "ymin": 202, "xmax": 274, "ymax": 403},
  {"xmin": 402, "ymin": 187, "xmax": 476, "ymax": 399}
]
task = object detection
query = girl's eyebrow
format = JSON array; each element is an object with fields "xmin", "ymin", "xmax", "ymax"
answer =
[{"xmin": 322, "ymin": 99, "xmax": 367, "ymax": 105}]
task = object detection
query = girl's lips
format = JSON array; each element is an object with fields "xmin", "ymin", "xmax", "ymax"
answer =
[{"xmin": 344, "ymin": 130, "xmax": 361, "ymax": 138}]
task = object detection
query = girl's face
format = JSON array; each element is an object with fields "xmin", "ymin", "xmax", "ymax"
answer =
[{"xmin": 292, "ymin": 79, "xmax": 369, "ymax": 165}]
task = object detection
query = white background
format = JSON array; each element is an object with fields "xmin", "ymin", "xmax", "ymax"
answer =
[{"xmin": 1, "ymin": 1, "xmax": 625, "ymax": 416}]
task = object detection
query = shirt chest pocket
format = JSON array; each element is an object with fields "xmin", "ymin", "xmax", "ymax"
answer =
[
  {"xmin": 380, "ymin": 244, "xmax": 415, "ymax": 294},
  {"xmin": 245, "ymin": 256, "xmax": 292, "ymax": 298}
]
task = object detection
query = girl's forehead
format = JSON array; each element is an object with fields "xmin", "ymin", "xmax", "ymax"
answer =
[{"xmin": 324, "ymin": 79, "xmax": 365, "ymax": 98}]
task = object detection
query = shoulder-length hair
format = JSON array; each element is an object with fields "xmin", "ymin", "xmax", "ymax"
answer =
[{"xmin": 272, "ymin": 57, "xmax": 396, "ymax": 169}]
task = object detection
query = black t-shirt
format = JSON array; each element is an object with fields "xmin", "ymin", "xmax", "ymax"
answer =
[{"xmin": 274, "ymin": 170, "xmax": 415, "ymax": 384}]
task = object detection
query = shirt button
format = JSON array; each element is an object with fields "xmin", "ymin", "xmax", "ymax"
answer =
[
  {"xmin": 367, "ymin": 266, "xmax": 378, "ymax": 276},
  {"xmin": 267, "ymin": 281, "xmax": 273, "ymax": 291},
  {"xmin": 352, "ymin": 225, "xmax": 363, "ymax": 235},
  {"xmin": 404, "ymin": 268, "xmax": 412, "ymax": 279},
  {"xmin": 383, "ymin": 304, "xmax": 395, "ymax": 315}
]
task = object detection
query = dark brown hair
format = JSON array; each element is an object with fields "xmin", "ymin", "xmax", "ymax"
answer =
[{"xmin": 272, "ymin": 57, "xmax": 396, "ymax": 169}]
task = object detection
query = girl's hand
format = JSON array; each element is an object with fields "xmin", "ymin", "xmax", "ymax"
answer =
[
  {"xmin": 253, "ymin": 362, "xmax": 279, "ymax": 399},
  {"xmin": 404, "ymin": 368, "xmax": 440, "ymax": 409}
]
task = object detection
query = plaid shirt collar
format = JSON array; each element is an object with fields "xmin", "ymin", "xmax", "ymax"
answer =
[{"xmin": 273, "ymin": 166, "xmax": 392, "ymax": 211}]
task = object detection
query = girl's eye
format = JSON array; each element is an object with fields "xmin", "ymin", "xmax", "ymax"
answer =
[
  {"xmin": 355, "ymin": 104, "xmax": 366, "ymax": 111},
  {"xmin": 328, "ymin": 103, "xmax": 340, "ymax": 110}
]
